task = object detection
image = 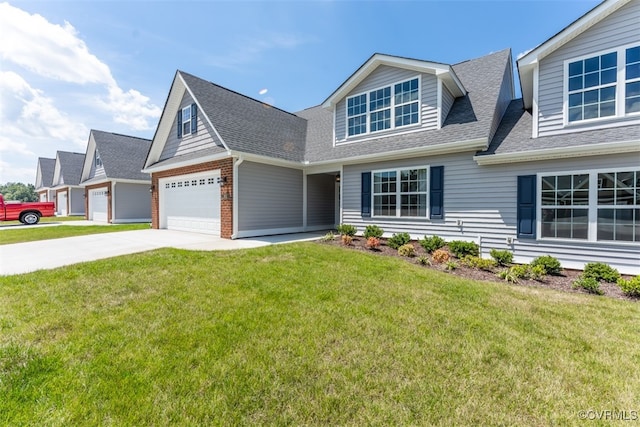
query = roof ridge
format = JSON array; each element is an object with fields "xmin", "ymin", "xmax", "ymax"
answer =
[{"xmin": 92, "ymin": 129, "xmax": 152, "ymax": 142}]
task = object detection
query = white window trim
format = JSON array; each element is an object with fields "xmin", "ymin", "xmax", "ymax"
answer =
[
  {"xmin": 563, "ymin": 43, "xmax": 640, "ymax": 127},
  {"xmin": 536, "ymin": 166, "xmax": 640, "ymax": 245},
  {"xmin": 182, "ymin": 106, "xmax": 192, "ymax": 136},
  {"xmin": 345, "ymin": 75, "xmax": 422, "ymax": 139},
  {"xmin": 371, "ymin": 165, "xmax": 430, "ymax": 219},
  {"xmin": 95, "ymin": 151, "xmax": 102, "ymax": 168}
]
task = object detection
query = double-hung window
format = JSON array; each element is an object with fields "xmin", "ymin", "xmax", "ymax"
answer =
[
  {"xmin": 346, "ymin": 77, "xmax": 420, "ymax": 137},
  {"xmin": 181, "ymin": 106, "xmax": 192, "ymax": 136},
  {"xmin": 566, "ymin": 45, "xmax": 640, "ymax": 123},
  {"xmin": 373, "ymin": 167, "xmax": 428, "ymax": 217},
  {"xmin": 539, "ymin": 169, "xmax": 640, "ymax": 242},
  {"xmin": 95, "ymin": 152, "xmax": 102, "ymax": 168}
]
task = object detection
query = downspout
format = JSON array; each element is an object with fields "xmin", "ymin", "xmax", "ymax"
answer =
[
  {"xmin": 111, "ymin": 181, "xmax": 116, "ymax": 224},
  {"xmin": 231, "ymin": 156, "xmax": 244, "ymax": 239}
]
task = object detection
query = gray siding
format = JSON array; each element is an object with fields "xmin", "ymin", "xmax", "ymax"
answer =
[
  {"xmin": 307, "ymin": 173, "xmax": 335, "ymax": 227},
  {"xmin": 440, "ymin": 85, "xmax": 455, "ymax": 127},
  {"xmin": 342, "ymin": 152, "xmax": 640, "ymax": 274},
  {"xmin": 69, "ymin": 188, "xmax": 85, "ymax": 215},
  {"xmin": 88, "ymin": 152, "xmax": 106, "ymax": 180},
  {"xmin": 335, "ymin": 66, "xmax": 438, "ymax": 142},
  {"xmin": 159, "ymin": 92, "xmax": 225, "ymax": 161},
  {"xmin": 238, "ymin": 161, "xmax": 303, "ymax": 232},
  {"xmin": 114, "ymin": 182, "xmax": 151, "ymax": 222},
  {"xmin": 537, "ymin": 0, "xmax": 640, "ymax": 136},
  {"xmin": 489, "ymin": 61, "xmax": 514, "ymax": 142}
]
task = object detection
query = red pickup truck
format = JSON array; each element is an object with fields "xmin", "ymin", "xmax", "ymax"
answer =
[{"xmin": 0, "ymin": 194, "xmax": 56, "ymax": 225}]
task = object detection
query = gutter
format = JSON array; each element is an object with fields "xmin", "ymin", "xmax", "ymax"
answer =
[{"xmin": 142, "ymin": 150, "xmax": 232, "ymax": 173}]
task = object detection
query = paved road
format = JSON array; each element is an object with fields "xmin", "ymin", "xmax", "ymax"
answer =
[{"xmin": 0, "ymin": 229, "xmax": 324, "ymax": 275}]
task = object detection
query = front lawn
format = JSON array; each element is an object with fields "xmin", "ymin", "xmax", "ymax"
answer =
[
  {"xmin": 0, "ymin": 223, "xmax": 150, "ymax": 245},
  {"xmin": 1, "ymin": 243, "xmax": 638, "ymax": 425},
  {"xmin": 0, "ymin": 215, "xmax": 85, "ymax": 227}
]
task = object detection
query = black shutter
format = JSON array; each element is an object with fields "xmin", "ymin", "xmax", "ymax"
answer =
[
  {"xmin": 517, "ymin": 175, "xmax": 537, "ymax": 239},
  {"xmin": 361, "ymin": 172, "xmax": 371, "ymax": 218},
  {"xmin": 177, "ymin": 109, "xmax": 183, "ymax": 138},
  {"xmin": 430, "ymin": 166, "xmax": 444, "ymax": 219},
  {"xmin": 191, "ymin": 103, "xmax": 197, "ymax": 134}
]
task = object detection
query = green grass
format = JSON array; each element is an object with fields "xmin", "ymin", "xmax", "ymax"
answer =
[
  {"xmin": 0, "ymin": 215, "xmax": 85, "ymax": 227},
  {"xmin": 0, "ymin": 223, "xmax": 150, "ymax": 245},
  {"xmin": 1, "ymin": 243, "xmax": 638, "ymax": 425}
]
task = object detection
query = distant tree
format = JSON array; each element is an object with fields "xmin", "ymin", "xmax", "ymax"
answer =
[{"xmin": 0, "ymin": 182, "xmax": 38, "ymax": 202}]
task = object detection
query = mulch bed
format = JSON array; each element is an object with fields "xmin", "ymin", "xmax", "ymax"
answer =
[{"xmin": 319, "ymin": 236, "xmax": 637, "ymax": 301}]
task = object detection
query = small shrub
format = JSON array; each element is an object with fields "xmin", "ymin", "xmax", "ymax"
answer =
[
  {"xmin": 398, "ymin": 244, "xmax": 416, "ymax": 257},
  {"xmin": 320, "ymin": 231, "xmax": 336, "ymax": 242},
  {"xmin": 498, "ymin": 269, "xmax": 519, "ymax": 284},
  {"xmin": 529, "ymin": 265, "xmax": 547, "ymax": 281},
  {"xmin": 387, "ymin": 232, "xmax": 411, "ymax": 249},
  {"xmin": 337, "ymin": 223, "xmax": 357, "ymax": 237},
  {"xmin": 365, "ymin": 237, "xmax": 380, "ymax": 250},
  {"xmin": 583, "ymin": 262, "xmax": 620, "ymax": 283},
  {"xmin": 363, "ymin": 225, "xmax": 384, "ymax": 239},
  {"xmin": 617, "ymin": 276, "xmax": 640, "ymax": 297},
  {"xmin": 509, "ymin": 264, "xmax": 531, "ymax": 279},
  {"xmin": 432, "ymin": 249, "xmax": 450, "ymax": 264},
  {"xmin": 490, "ymin": 249, "xmax": 513, "ymax": 266},
  {"xmin": 461, "ymin": 256, "xmax": 496, "ymax": 271},
  {"xmin": 572, "ymin": 275, "xmax": 603, "ymax": 295},
  {"xmin": 531, "ymin": 255, "xmax": 562, "ymax": 275},
  {"xmin": 341, "ymin": 235, "xmax": 353, "ymax": 246},
  {"xmin": 448, "ymin": 240, "xmax": 479, "ymax": 258},
  {"xmin": 445, "ymin": 260, "xmax": 458, "ymax": 271},
  {"xmin": 420, "ymin": 235, "xmax": 446, "ymax": 253},
  {"xmin": 416, "ymin": 255, "xmax": 431, "ymax": 266}
]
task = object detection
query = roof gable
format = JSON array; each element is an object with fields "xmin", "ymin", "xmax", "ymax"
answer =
[
  {"xmin": 36, "ymin": 157, "xmax": 55, "ymax": 189},
  {"xmin": 321, "ymin": 53, "xmax": 466, "ymax": 109},
  {"xmin": 517, "ymin": 0, "xmax": 631, "ymax": 108},
  {"xmin": 53, "ymin": 151, "xmax": 85, "ymax": 186},
  {"xmin": 82, "ymin": 130, "xmax": 151, "ymax": 182}
]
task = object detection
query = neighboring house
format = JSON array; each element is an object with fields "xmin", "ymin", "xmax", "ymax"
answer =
[
  {"xmin": 144, "ymin": 0, "xmax": 639, "ymax": 274},
  {"xmin": 34, "ymin": 157, "xmax": 56, "ymax": 205},
  {"xmin": 51, "ymin": 151, "xmax": 86, "ymax": 216},
  {"xmin": 80, "ymin": 130, "xmax": 152, "ymax": 223}
]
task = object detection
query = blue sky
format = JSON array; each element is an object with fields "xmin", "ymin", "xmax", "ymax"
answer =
[{"xmin": 1, "ymin": 0, "xmax": 600, "ymax": 184}]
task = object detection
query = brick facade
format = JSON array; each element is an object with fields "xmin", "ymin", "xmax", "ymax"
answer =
[
  {"xmin": 84, "ymin": 182, "xmax": 112, "ymax": 223},
  {"xmin": 151, "ymin": 158, "xmax": 234, "ymax": 238}
]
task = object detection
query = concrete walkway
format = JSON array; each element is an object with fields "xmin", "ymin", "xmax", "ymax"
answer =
[{"xmin": 0, "ymin": 229, "xmax": 325, "ymax": 276}]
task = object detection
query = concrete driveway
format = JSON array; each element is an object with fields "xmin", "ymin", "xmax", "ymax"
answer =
[{"xmin": 0, "ymin": 229, "xmax": 325, "ymax": 275}]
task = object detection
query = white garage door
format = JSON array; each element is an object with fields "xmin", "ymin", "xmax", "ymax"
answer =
[
  {"xmin": 159, "ymin": 171, "xmax": 221, "ymax": 235},
  {"xmin": 89, "ymin": 188, "xmax": 109, "ymax": 222},
  {"xmin": 39, "ymin": 193, "xmax": 47, "ymax": 202},
  {"xmin": 57, "ymin": 192, "xmax": 67, "ymax": 216}
]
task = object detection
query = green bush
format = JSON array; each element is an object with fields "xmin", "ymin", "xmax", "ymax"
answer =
[
  {"xmin": 320, "ymin": 231, "xmax": 336, "ymax": 242},
  {"xmin": 490, "ymin": 249, "xmax": 513, "ymax": 266},
  {"xmin": 498, "ymin": 269, "xmax": 519, "ymax": 284},
  {"xmin": 617, "ymin": 276, "xmax": 640, "ymax": 297},
  {"xmin": 363, "ymin": 225, "xmax": 384, "ymax": 239},
  {"xmin": 398, "ymin": 244, "xmax": 416, "ymax": 257},
  {"xmin": 445, "ymin": 260, "xmax": 458, "ymax": 271},
  {"xmin": 461, "ymin": 256, "xmax": 496, "ymax": 271},
  {"xmin": 416, "ymin": 255, "xmax": 431, "ymax": 266},
  {"xmin": 510, "ymin": 264, "xmax": 531, "ymax": 279},
  {"xmin": 420, "ymin": 235, "xmax": 446, "ymax": 253},
  {"xmin": 583, "ymin": 262, "xmax": 620, "ymax": 283},
  {"xmin": 387, "ymin": 232, "xmax": 411, "ymax": 249},
  {"xmin": 531, "ymin": 255, "xmax": 562, "ymax": 275},
  {"xmin": 572, "ymin": 275, "xmax": 603, "ymax": 295},
  {"xmin": 529, "ymin": 265, "xmax": 546, "ymax": 280},
  {"xmin": 336, "ymin": 224, "xmax": 357, "ymax": 237},
  {"xmin": 448, "ymin": 240, "xmax": 479, "ymax": 258}
]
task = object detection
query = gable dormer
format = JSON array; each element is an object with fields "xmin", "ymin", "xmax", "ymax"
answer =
[
  {"xmin": 322, "ymin": 54, "xmax": 466, "ymax": 145},
  {"xmin": 518, "ymin": 0, "xmax": 640, "ymax": 138}
]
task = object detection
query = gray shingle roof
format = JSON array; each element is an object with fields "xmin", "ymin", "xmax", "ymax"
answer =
[
  {"xmin": 57, "ymin": 151, "xmax": 85, "ymax": 186},
  {"xmin": 480, "ymin": 99, "xmax": 640, "ymax": 156},
  {"xmin": 92, "ymin": 130, "xmax": 151, "ymax": 181},
  {"xmin": 37, "ymin": 157, "xmax": 55, "ymax": 188},
  {"xmin": 299, "ymin": 49, "xmax": 512, "ymax": 163},
  {"xmin": 179, "ymin": 71, "xmax": 308, "ymax": 162}
]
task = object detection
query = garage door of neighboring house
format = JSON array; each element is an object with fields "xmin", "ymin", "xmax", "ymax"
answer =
[
  {"xmin": 57, "ymin": 192, "xmax": 67, "ymax": 216},
  {"xmin": 39, "ymin": 193, "xmax": 47, "ymax": 202},
  {"xmin": 89, "ymin": 188, "xmax": 109, "ymax": 222},
  {"xmin": 159, "ymin": 171, "xmax": 221, "ymax": 235}
]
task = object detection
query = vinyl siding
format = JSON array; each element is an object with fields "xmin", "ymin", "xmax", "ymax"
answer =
[
  {"xmin": 335, "ymin": 66, "xmax": 438, "ymax": 142},
  {"xmin": 489, "ymin": 61, "xmax": 514, "ymax": 142},
  {"xmin": 441, "ymin": 85, "xmax": 455, "ymax": 127},
  {"xmin": 237, "ymin": 161, "xmax": 303, "ymax": 232},
  {"xmin": 159, "ymin": 92, "xmax": 225, "ymax": 161},
  {"xmin": 306, "ymin": 173, "xmax": 336, "ymax": 227},
  {"xmin": 69, "ymin": 188, "xmax": 85, "ymax": 215},
  {"xmin": 113, "ymin": 183, "xmax": 151, "ymax": 222},
  {"xmin": 537, "ymin": 0, "xmax": 640, "ymax": 136},
  {"xmin": 342, "ymin": 152, "xmax": 640, "ymax": 274},
  {"xmin": 88, "ymin": 153, "xmax": 106, "ymax": 180}
]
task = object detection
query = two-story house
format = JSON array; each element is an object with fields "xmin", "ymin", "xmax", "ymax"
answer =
[{"xmin": 143, "ymin": 0, "xmax": 639, "ymax": 274}]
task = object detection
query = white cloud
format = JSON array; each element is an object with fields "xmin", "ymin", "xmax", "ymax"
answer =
[{"xmin": 0, "ymin": 2, "xmax": 161, "ymax": 130}]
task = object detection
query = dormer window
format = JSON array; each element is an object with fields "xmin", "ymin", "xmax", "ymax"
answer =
[
  {"xmin": 95, "ymin": 151, "xmax": 102, "ymax": 168},
  {"xmin": 177, "ymin": 103, "xmax": 197, "ymax": 138},
  {"xmin": 565, "ymin": 45, "xmax": 640, "ymax": 124},
  {"xmin": 181, "ymin": 106, "xmax": 192, "ymax": 136},
  {"xmin": 346, "ymin": 77, "xmax": 420, "ymax": 137}
]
